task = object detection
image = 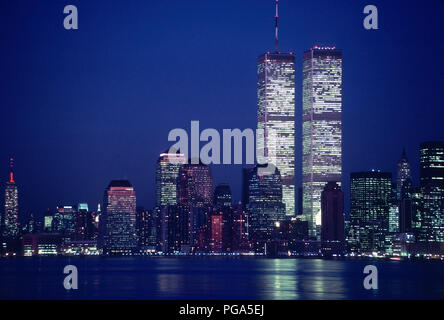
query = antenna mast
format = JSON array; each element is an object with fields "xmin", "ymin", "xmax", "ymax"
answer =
[{"xmin": 275, "ymin": 0, "xmax": 279, "ymax": 53}]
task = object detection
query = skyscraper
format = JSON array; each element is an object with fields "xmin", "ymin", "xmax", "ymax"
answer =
[
  {"xmin": 100, "ymin": 180, "xmax": 137, "ymax": 254},
  {"xmin": 3, "ymin": 158, "xmax": 18, "ymax": 238},
  {"xmin": 420, "ymin": 141, "xmax": 444, "ymax": 189},
  {"xmin": 213, "ymin": 183, "xmax": 232, "ymax": 208},
  {"xmin": 246, "ymin": 164, "xmax": 285, "ymax": 250},
  {"xmin": 302, "ymin": 46, "xmax": 342, "ymax": 238},
  {"xmin": 320, "ymin": 181, "xmax": 344, "ymax": 254},
  {"xmin": 156, "ymin": 151, "xmax": 186, "ymax": 207},
  {"xmin": 177, "ymin": 161, "xmax": 213, "ymax": 208},
  {"xmin": 257, "ymin": 1, "xmax": 295, "ymax": 216},
  {"xmin": 416, "ymin": 142, "xmax": 444, "ymax": 244},
  {"xmin": 396, "ymin": 148, "xmax": 412, "ymax": 199},
  {"xmin": 348, "ymin": 171, "xmax": 392, "ymax": 254}
]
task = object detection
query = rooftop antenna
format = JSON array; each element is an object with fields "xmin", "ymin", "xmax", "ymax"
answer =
[
  {"xmin": 9, "ymin": 157, "xmax": 14, "ymax": 183},
  {"xmin": 275, "ymin": 0, "xmax": 279, "ymax": 53}
]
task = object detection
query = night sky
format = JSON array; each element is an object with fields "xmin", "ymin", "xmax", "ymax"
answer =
[{"xmin": 1, "ymin": 0, "xmax": 443, "ymax": 220}]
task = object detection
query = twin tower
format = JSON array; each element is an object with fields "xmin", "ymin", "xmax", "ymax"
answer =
[{"xmin": 258, "ymin": 46, "xmax": 342, "ymax": 238}]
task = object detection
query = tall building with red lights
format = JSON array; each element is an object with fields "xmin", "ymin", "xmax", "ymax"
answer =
[{"xmin": 3, "ymin": 158, "xmax": 18, "ymax": 238}]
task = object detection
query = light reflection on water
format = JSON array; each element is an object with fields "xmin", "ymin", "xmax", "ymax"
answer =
[{"xmin": 0, "ymin": 257, "xmax": 442, "ymax": 299}]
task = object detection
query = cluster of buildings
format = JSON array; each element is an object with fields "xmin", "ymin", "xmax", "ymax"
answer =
[{"xmin": 1, "ymin": 3, "xmax": 443, "ymax": 259}]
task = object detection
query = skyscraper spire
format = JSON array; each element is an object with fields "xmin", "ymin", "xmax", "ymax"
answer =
[
  {"xmin": 9, "ymin": 157, "xmax": 14, "ymax": 183},
  {"xmin": 274, "ymin": 0, "xmax": 279, "ymax": 53}
]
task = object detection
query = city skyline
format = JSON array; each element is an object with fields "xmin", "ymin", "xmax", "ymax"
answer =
[{"xmin": 1, "ymin": 0, "xmax": 443, "ymax": 220}]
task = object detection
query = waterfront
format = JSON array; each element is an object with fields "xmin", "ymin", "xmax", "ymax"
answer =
[{"xmin": 0, "ymin": 257, "xmax": 443, "ymax": 300}]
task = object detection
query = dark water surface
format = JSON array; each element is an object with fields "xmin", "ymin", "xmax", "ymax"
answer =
[{"xmin": 0, "ymin": 257, "xmax": 442, "ymax": 299}]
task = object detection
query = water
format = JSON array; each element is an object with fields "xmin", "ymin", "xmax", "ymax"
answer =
[{"xmin": 0, "ymin": 257, "xmax": 442, "ymax": 299}]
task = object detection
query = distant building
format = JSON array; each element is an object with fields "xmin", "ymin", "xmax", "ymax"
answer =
[
  {"xmin": 348, "ymin": 171, "xmax": 392, "ymax": 254},
  {"xmin": 416, "ymin": 183, "xmax": 444, "ymax": 243},
  {"xmin": 417, "ymin": 142, "xmax": 444, "ymax": 244},
  {"xmin": 396, "ymin": 148, "xmax": 412, "ymax": 199},
  {"xmin": 320, "ymin": 182, "xmax": 344, "ymax": 254},
  {"xmin": 177, "ymin": 161, "xmax": 213, "ymax": 208},
  {"xmin": 302, "ymin": 47, "xmax": 343, "ymax": 238},
  {"xmin": 3, "ymin": 158, "xmax": 18, "ymax": 238},
  {"xmin": 246, "ymin": 164, "xmax": 286, "ymax": 251},
  {"xmin": 420, "ymin": 141, "xmax": 444, "ymax": 188},
  {"xmin": 156, "ymin": 151, "xmax": 186, "ymax": 206},
  {"xmin": 100, "ymin": 180, "xmax": 137, "ymax": 254},
  {"xmin": 52, "ymin": 205, "xmax": 76, "ymax": 242},
  {"xmin": 22, "ymin": 233, "xmax": 62, "ymax": 256},
  {"xmin": 213, "ymin": 184, "xmax": 232, "ymax": 208},
  {"xmin": 136, "ymin": 207, "xmax": 156, "ymax": 249}
]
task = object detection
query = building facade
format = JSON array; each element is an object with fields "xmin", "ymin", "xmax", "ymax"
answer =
[
  {"xmin": 257, "ymin": 52, "xmax": 295, "ymax": 216},
  {"xmin": 320, "ymin": 181, "xmax": 344, "ymax": 254},
  {"xmin": 3, "ymin": 158, "xmax": 18, "ymax": 238},
  {"xmin": 100, "ymin": 180, "xmax": 137, "ymax": 254},
  {"xmin": 213, "ymin": 183, "xmax": 232, "ymax": 208},
  {"xmin": 156, "ymin": 151, "xmax": 186, "ymax": 207},
  {"xmin": 348, "ymin": 171, "xmax": 392, "ymax": 254},
  {"xmin": 177, "ymin": 162, "xmax": 213, "ymax": 208},
  {"xmin": 246, "ymin": 164, "xmax": 286, "ymax": 250},
  {"xmin": 302, "ymin": 47, "xmax": 342, "ymax": 238}
]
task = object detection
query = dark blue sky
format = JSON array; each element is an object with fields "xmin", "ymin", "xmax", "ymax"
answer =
[{"xmin": 1, "ymin": 0, "xmax": 443, "ymax": 219}]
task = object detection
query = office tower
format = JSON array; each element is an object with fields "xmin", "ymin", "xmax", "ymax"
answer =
[
  {"xmin": 302, "ymin": 46, "xmax": 342, "ymax": 238},
  {"xmin": 420, "ymin": 141, "xmax": 444, "ymax": 188},
  {"xmin": 74, "ymin": 203, "xmax": 89, "ymax": 241},
  {"xmin": 156, "ymin": 151, "xmax": 186, "ymax": 206},
  {"xmin": 257, "ymin": 1, "xmax": 295, "ymax": 217},
  {"xmin": 136, "ymin": 207, "xmax": 156, "ymax": 248},
  {"xmin": 177, "ymin": 161, "xmax": 213, "ymax": 208},
  {"xmin": 388, "ymin": 204, "xmax": 399, "ymax": 233},
  {"xmin": 320, "ymin": 182, "xmax": 344, "ymax": 254},
  {"xmin": 207, "ymin": 213, "xmax": 223, "ymax": 253},
  {"xmin": 229, "ymin": 205, "xmax": 250, "ymax": 252},
  {"xmin": 3, "ymin": 158, "xmax": 18, "ymax": 238},
  {"xmin": 167, "ymin": 205, "xmax": 191, "ymax": 253},
  {"xmin": 417, "ymin": 142, "xmax": 444, "ymax": 243},
  {"xmin": 213, "ymin": 183, "xmax": 232, "ymax": 208},
  {"xmin": 52, "ymin": 205, "xmax": 76, "ymax": 241},
  {"xmin": 100, "ymin": 180, "xmax": 137, "ymax": 254},
  {"xmin": 417, "ymin": 184, "xmax": 444, "ymax": 243},
  {"xmin": 246, "ymin": 164, "xmax": 285, "ymax": 250},
  {"xmin": 348, "ymin": 171, "xmax": 392, "ymax": 254},
  {"xmin": 44, "ymin": 215, "xmax": 53, "ymax": 232},
  {"xmin": 396, "ymin": 148, "xmax": 412, "ymax": 199}
]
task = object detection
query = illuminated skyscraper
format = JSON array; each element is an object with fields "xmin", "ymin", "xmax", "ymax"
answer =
[
  {"xmin": 156, "ymin": 151, "xmax": 186, "ymax": 206},
  {"xmin": 417, "ymin": 142, "xmax": 444, "ymax": 242},
  {"xmin": 3, "ymin": 158, "xmax": 18, "ymax": 238},
  {"xmin": 177, "ymin": 161, "xmax": 213, "ymax": 208},
  {"xmin": 257, "ymin": 1, "xmax": 295, "ymax": 216},
  {"xmin": 100, "ymin": 180, "xmax": 137, "ymax": 254},
  {"xmin": 302, "ymin": 46, "xmax": 342, "ymax": 238},
  {"xmin": 396, "ymin": 148, "xmax": 412, "ymax": 199},
  {"xmin": 420, "ymin": 141, "xmax": 444, "ymax": 189},
  {"xmin": 348, "ymin": 171, "xmax": 392, "ymax": 254},
  {"xmin": 246, "ymin": 164, "xmax": 285, "ymax": 250}
]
